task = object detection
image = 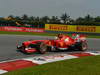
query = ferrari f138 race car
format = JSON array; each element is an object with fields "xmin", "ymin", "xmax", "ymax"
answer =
[{"xmin": 17, "ymin": 34, "xmax": 88, "ymax": 54}]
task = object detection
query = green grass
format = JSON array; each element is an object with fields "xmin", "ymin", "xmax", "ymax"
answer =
[
  {"xmin": 0, "ymin": 31, "xmax": 100, "ymax": 38},
  {"xmin": 87, "ymin": 35, "xmax": 100, "ymax": 38},
  {"xmin": 2, "ymin": 55, "xmax": 100, "ymax": 75}
]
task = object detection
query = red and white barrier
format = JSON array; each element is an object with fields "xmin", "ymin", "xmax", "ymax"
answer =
[
  {"xmin": 0, "ymin": 26, "xmax": 45, "ymax": 33},
  {"xmin": 0, "ymin": 51, "xmax": 100, "ymax": 74}
]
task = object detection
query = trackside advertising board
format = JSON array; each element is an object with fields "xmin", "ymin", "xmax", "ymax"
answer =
[
  {"xmin": 0, "ymin": 26, "xmax": 45, "ymax": 33},
  {"xmin": 45, "ymin": 24, "xmax": 100, "ymax": 33}
]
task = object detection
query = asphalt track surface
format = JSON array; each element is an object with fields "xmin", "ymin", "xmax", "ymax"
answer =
[{"xmin": 0, "ymin": 34, "xmax": 100, "ymax": 62}]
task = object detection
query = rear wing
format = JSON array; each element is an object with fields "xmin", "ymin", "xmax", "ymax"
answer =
[{"xmin": 72, "ymin": 34, "xmax": 87, "ymax": 42}]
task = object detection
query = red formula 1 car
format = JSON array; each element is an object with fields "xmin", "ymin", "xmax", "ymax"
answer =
[{"xmin": 17, "ymin": 34, "xmax": 88, "ymax": 54}]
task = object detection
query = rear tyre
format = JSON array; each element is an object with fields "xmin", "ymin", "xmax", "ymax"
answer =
[
  {"xmin": 36, "ymin": 42, "xmax": 47, "ymax": 54},
  {"xmin": 77, "ymin": 42, "xmax": 88, "ymax": 51}
]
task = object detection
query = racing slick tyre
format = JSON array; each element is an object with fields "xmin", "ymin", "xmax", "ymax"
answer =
[
  {"xmin": 77, "ymin": 42, "xmax": 88, "ymax": 51},
  {"xmin": 36, "ymin": 42, "xmax": 47, "ymax": 54}
]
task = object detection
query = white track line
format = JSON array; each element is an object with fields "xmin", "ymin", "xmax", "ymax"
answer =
[
  {"xmin": 0, "ymin": 70, "xmax": 8, "ymax": 74},
  {"xmin": 23, "ymin": 54, "xmax": 78, "ymax": 64}
]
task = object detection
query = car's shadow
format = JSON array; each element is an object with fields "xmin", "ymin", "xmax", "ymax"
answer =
[
  {"xmin": 16, "ymin": 49, "xmax": 82, "ymax": 55},
  {"xmin": 16, "ymin": 49, "xmax": 41, "ymax": 55}
]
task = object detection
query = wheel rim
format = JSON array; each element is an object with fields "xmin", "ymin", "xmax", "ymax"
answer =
[
  {"xmin": 40, "ymin": 43, "xmax": 47, "ymax": 53},
  {"xmin": 82, "ymin": 42, "xmax": 87, "ymax": 51}
]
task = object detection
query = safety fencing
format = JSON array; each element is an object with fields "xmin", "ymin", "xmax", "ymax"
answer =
[
  {"xmin": 0, "ymin": 25, "xmax": 100, "ymax": 34},
  {"xmin": 0, "ymin": 26, "xmax": 45, "ymax": 33},
  {"xmin": 45, "ymin": 24, "xmax": 100, "ymax": 34}
]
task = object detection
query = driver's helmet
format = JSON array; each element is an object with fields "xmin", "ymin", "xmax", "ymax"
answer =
[{"xmin": 57, "ymin": 33, "xmax": 64, "ymax": 39}]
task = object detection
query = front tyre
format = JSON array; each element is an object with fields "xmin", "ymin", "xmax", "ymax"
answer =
[{"xmin": 37, "ymin": 42, "xmax": 47, "ymax": 54}]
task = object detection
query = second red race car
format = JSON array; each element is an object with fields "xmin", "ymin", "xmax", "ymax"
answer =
[{"xmin": 17, "ymin": 34, "xmax": 88, "ymax": 54}]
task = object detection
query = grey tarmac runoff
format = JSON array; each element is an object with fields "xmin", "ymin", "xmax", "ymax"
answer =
[{"xmin": 0, "ymin": 34, "xmax": 100, "ymax": 62}]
